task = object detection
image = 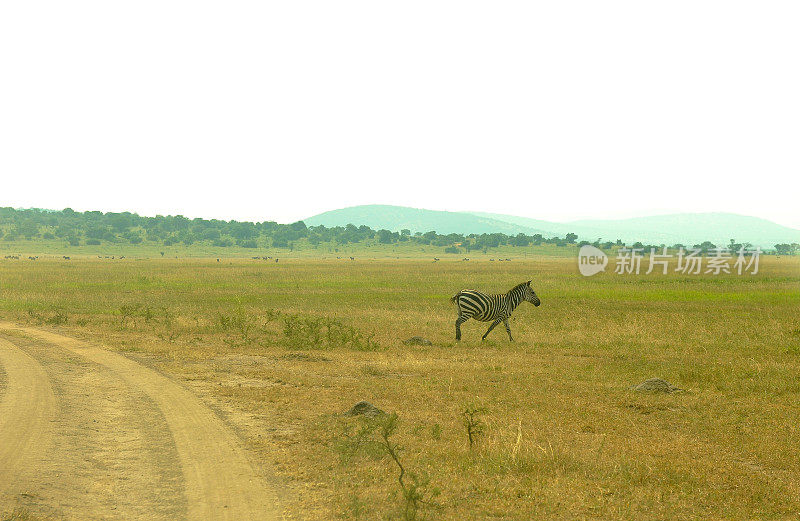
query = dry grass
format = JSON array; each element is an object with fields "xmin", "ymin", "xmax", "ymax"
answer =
[{"xmin": 1, "ymin": 255, "xmax": 799, "ymax": 520}]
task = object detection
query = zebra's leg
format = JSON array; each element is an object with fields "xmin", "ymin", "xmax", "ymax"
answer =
[
  {"xmin": 482, "ymin": 318, "xmax": 502, "ymax": 341},
  {"xmin": 455, "ymin": 316, "xmax": 467, "ymax": 341},
  {"xmin": 503, "ymin": 318, "xmax": 514, "ymax": 342}
]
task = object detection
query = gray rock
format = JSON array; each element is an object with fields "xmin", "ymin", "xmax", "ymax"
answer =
[
  {"xmin": 403, "ymin": 336, "xmax": 432, "ymax": 346},
  {"xmin": 344, "ymin": 401, "xmax": 385, "ymax": 418},
  {"xmin": 631, "ymin": 378, "xmax": 682, "ymax": 393}
]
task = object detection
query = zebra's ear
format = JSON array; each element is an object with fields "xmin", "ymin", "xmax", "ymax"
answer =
[{"xmin": 526, "ymin": 280, "xmax": 531, "ymax": 286}]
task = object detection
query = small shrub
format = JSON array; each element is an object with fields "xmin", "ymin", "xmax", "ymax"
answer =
[
  {"xmin": 282, "ymin": 313, "xmax": 382, "ymax": 351},
  {"xmin": 86, "ymin": 239, "xmax": 101, "ymax": 245},
  {"xmin": 217, "ymin": 308, "xmax": 255, "ymax": 347},
  {"xmin": 377, "ymin": 414, "xmax": 441, "ymax": 521},
  {"xmin": 45, "ymin": 311, "xmax": 68, "ymax": 326},
  {"xmin": 26, "ymin": 308, "xmax": 42, "ymax": 323},
  {"xmin": 462, "ymin": 405, "xmax": 486, "ymax": 449},
  {"xmin": 335, "ymin": 414, "xmax": 440, "ymax": 520},
  {"xmin": 332, "ymin": 417, "xmax": 386, "ymax": 464}
]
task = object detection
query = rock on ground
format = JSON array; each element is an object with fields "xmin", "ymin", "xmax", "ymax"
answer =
[
  {"xmin": 402, "ymin": 336, "xmax": 432, "ymax": 346},
  {"xmin": 631, "ymin": 378, "xmax": 682, "ymax": 393},
  {"xmin": 344, "ymin": 401, "xmax": 385, "ymax": 418}
]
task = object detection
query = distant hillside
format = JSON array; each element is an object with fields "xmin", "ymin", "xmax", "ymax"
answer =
[
  {"xmin": 305, "ymin": 205, "xmax": 800, "ymax": 247},
  {"xmin": 303, "ymin": 205, "xmax": 552, "ymax": 236},
  {"xmin": 472, "ymin": 211, "xmax": 800, "ymax": 247}
]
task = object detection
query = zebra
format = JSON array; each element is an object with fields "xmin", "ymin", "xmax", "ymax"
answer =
[{"xmin": 450, "ymin": 281, "xmax": 540, "ymax": 341}]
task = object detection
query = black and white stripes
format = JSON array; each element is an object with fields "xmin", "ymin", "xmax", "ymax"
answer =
[{"xmin": 450, "ymin": 281, "xmax": 540, "ymax": 341}]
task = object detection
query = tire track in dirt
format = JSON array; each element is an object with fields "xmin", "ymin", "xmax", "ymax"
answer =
[
  {"xmin": 2, "ymin": 331, "xmax": 188, "ymax": 520},
  {"xmin": 0, "ymin": 337, "xmax": 56, "ymax": 492},
  {"xmin": 0, "ymin": 323, "xmax": 281, "ymax": 520}
]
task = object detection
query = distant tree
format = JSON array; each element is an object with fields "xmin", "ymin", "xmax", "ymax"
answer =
[
  {"xmin": 85, "ymin": 226, "xmax": 106, "ymax": 239},
  {"xmin": 377, "ymin": 229, "xmax": 398, "ymax": 244},
  {"xmin": 728, "ymin": 238, "xmax": 744, "ymax": 252},
  {"xmin": 15, "ymin": 219, "xmax": 40, "ymax": 238},
  {"xmin": 511, "ymin": 233, "xmax": 531, "ymax": 247},
  {"xmin": 693, "ymin": 241, "xmax": 716, "ymax": 254},
  {"xmin": 565, "ymin": 232, "xmax": 578, "ymax": 243},
  {"xmin": 230, "ymin": 222, "xmax": 258, "ymax": 240},
  {"xmin": 201, "ymin": 228, "xmax": 221, "ymax": 240},
  {"xmin": 108, "ymin": 213, "xmax": 133, "ymax": 232}
]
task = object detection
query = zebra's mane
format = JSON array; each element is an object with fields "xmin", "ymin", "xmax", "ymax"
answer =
[{"xmin": 507, "ymin": 281, "xmax": 529, "ymax": 294}]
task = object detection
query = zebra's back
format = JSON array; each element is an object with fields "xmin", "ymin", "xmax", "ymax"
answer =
[{"xmin": 453, "ymin": 290, "xmax": 505, "ymax": 322}]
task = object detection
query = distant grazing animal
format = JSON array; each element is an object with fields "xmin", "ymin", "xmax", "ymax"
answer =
[{"xmin": 451, "ymin": 281, "xmax": 540, "ymax": 341}]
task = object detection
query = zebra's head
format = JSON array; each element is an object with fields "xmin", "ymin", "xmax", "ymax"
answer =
[{"xmin": 524, "ymin": 280, "xmax": 541, "ymax": 307}]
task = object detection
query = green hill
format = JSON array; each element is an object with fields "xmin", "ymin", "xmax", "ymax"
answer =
[
  {"xmin": 305, "ymin": 205, "xmax": 800, "ymax": 247},
  {"xmin": 303, "ymin": 205, "xmax": 551, "ymax": 236},
  {"xmin": 472, "ymin": 211, "xmax": 800, "ymax": 247}
]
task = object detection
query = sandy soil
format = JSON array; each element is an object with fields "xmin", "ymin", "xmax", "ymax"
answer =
[{"xmin": 0, "ymin": 322, "xmax": 281, "ymax": 520}]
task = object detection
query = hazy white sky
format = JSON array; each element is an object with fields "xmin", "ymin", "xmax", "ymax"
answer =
[{"xmin": 1, "ymin": 1, "xmax": 798, "ymax": 227}]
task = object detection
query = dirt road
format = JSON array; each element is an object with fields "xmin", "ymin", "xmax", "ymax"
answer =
[{"xmin": 0, "ymin": 322, "xmax": 281, "ymax": 520}]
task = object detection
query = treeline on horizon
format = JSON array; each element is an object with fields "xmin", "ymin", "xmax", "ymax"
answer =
[{"xmin": 0, "ymin": 207, "xmax": 797, "ymax": 255}]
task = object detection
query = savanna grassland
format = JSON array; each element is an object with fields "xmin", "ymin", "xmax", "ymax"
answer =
[{"xmin": 1, "ymin": 253, "xmax": 799, "ymax": 520}]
